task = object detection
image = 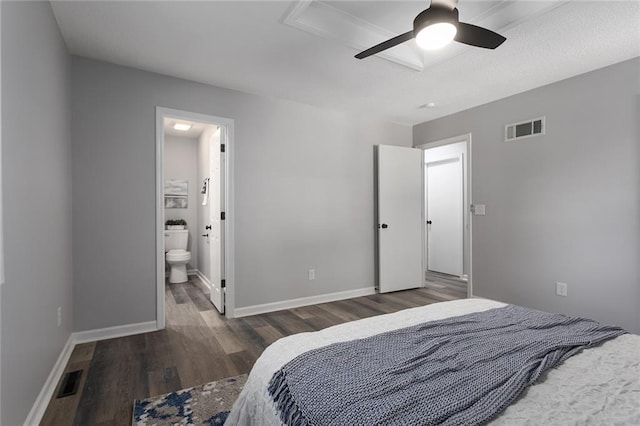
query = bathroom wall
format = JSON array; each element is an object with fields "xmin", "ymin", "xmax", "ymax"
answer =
[
  {"xmin": 164, "ymin": 135, "xmax": 199, "ymax": 270},
  {"xmin": 413, "ymin": 58, "xmax": 640, "ymax": 333},
  {"xmin": 1, "ymin": 2, "xmax": 73, "ymax": 424}
]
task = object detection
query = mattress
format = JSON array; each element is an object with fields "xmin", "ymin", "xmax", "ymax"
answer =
[{"xmin": 225, "ymin": 299, "xmax": 640, "ymax": 425}]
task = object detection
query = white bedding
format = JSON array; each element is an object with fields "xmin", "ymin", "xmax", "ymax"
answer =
[{"xmin": 225, "ymin": 299, "xmax": 640, "ymax": 425}]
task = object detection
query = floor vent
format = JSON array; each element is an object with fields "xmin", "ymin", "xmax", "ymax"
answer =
[
  {"xmin": 56, "ymin": 370, "xmax": 83, "ymax": 398},
  {"xmin": 505, "ymin": 116, "xmax": 545, "ymax": 142}
]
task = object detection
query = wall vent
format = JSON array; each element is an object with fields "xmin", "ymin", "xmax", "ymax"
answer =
[{"xmin": 505, "ymin": 117, "xmax": 545, "ymax": 142}]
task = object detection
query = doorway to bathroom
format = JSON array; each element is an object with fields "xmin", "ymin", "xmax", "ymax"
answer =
[{"xmin": 156, "ymin": 107, "xmax": 234, "ymax": 329}]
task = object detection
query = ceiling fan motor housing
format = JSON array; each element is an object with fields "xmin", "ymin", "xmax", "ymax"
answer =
[{"xmin": 413, "ymin": 6, "xmax": 459, "ymax": 36}]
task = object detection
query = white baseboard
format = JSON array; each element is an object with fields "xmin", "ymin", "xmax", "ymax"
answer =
[
  {"xmin": 73, "ymin": 321, "xmax": 158, "ymax": 344},
  {"xmin": 192, "ymin": 269, "xmax": 212, "ymax": 293},
  {"xmin": 234, "ymin": 287, "xmax": 377, "ymax": 318},
  {"xmin": 23, "ymin": 334, "xmax": 75, "ymax": 426}
]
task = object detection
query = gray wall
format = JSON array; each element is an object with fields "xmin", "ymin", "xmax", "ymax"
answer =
[
  {"xmin": 164, "ymin": 135, "xmax": 199, "ymax": 270},
  {"xmin": 414, "ymin": 58, "xmax": 640, "ymax": 333},
  {"xmin": 72, "ymin": 57, "xmax": 412, "ymax": 330},
  {"xmin": 1, "ymin": 2, "xmax": 73, "ymax": 424}
]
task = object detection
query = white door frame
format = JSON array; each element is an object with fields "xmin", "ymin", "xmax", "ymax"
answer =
[
  {"xmin": 0, "ymin": 4, "xmax": 4, "ymax": 417},
  {"xmin": 416, "ymin": 133, "xmax": 473, "ymax": 298},
  {"xmin": 155, "ymin": 107, "xmax": 236, "ymax": 329}
]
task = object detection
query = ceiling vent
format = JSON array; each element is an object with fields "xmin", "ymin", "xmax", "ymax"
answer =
[{"xmin": 505, "ymin": 117, "xmax": 545, "ymax": 142}]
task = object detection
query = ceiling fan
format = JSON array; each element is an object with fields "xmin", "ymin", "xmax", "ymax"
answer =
[{"xmin": 355, "ymin": 0, "xmax": 506, "ymax": 60}]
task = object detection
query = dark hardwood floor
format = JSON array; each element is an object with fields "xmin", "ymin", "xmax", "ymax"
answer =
[{"xmin": 41, "ymin": 276, "xmax": 466, "ymax": 425}]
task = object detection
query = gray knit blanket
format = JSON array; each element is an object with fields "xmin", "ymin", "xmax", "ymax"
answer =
[{"xmin": 267, "ymin": 304, "xmax": 626, "ymax": 426}]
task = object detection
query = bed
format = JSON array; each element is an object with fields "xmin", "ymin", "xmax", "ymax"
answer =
[{"xmin": 226, "ymin": 299, "xmax": 640, "ymax": 425}]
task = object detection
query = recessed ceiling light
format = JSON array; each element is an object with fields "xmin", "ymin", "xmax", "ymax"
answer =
[
  {"xmin": 418, "ymin": 102, "xmax": 436, "ymax": 109},
  {"xmin": 173, "ymin": 123, "xmax": 192, "ymax": 131}
]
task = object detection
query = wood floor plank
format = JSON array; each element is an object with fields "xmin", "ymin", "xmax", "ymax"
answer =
[
  {"xmin": 337, "ymin": 298, "xmax": 382, "ymax": 317},
  {"xmin": 315, "ymin": 302, "xmax": 361, "ymax": 322},
  {"xmin": 169, "ymin": 283, "xmax": 190, "ymax": 304},
  {"xmin": 213, "ymin": 325, "xmax": 246, "ymax": 354},
  {"xmin": 143, "ymin": 329, "xmax": 174, "ymax": 372},
  {"xmin": 356, "ymin": 296, "xmax": 401, "ymax": 314},
  {"xmin": 383, "ymin": 292, "xmax": 425, "ymax": 308},
  {"xmin": 69, "ymin": 342, "xmax": 96, "ymax": 363},
  {"xmin": 263, "ymin": 311, "xmax": 316, "ymax": 335},
  {"xmin": 229, "ymin": 350, "xmax": 256, "ymax": 373},
  {"xmin": 147, "ymin": 366, "xmax": 182, "ymax": 397},
  {"xmin": 290, "ymin": 306, "xmax": 316, "ymax": 320},
  {"xmin": 41, "ymin": 275, "xmax": 466, "ymax": 425},
  {"xmin": 253, "ymin": 324, "xmax": 284, "ymax": 345},
  {"xmin": 240, "ymin": 314, "xmax": 269, "ymax": 328},
  {"xmin": 225, "ymin": 319, "xmax": 268, "ymax": 359},
  {"xmin": 304, "ymin": 304, "xmax": 349, "ymax": 325},
  {"xmin": 74, "ymin": 338, "xmax": 126, "ymax": 424},
  {"xmin": 184, "ymin": 280, "xmax": 215, "ymax": 311},
  {"xmin": 417, "ymin": 287, "xmax": 459, "ymax": 302},
  {"xmin": 303, "ymin": 314, "xmax": 337, "ymax": 331},
  {"xmin": 200, "ymin": 309, "xmax": 227, "ymax": 328}
]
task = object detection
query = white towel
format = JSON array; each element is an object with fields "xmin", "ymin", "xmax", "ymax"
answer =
[{"xmin": 201, "ymin": 178, "xmax": 209, "ymax": 205}]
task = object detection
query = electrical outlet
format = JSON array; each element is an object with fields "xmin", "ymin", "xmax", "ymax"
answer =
[
  {"xmin": 57, "ymin": 307, "xmax": 62, "ymax": 327},
  {"xmin": 308, "ymin": 269, "xmax": 315, "ymax": 281},
  {"xmin": 556, "ymin": 282, "xmax": 568, "ymax": 297}
]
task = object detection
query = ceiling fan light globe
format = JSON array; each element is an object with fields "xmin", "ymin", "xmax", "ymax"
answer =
[{"xmin": 416, "ymin": 22, "xmax": 457, "ymax": 50}]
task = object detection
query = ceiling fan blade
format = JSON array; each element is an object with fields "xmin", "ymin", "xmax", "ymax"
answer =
[
  {"xmin": 455, "ymin": 22, "xmax": 506, "ymax": 49},
  {"xmin": 355, "ymin": 31, "xmax": 414, "ymax": 59}
]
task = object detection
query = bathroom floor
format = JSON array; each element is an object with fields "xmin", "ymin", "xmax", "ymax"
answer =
[{"xmin": 166, "ymin": 275, "xmax": 215, "ymax": 313}]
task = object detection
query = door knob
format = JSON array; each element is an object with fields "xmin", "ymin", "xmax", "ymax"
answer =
[
  {"xmin": 205, "ymin": 225, "xmax": 212, "ymax": 230},
  {"xmin": 380, "ymin": 223, "xmax": 389, "ymax": 229},
  {"xmin": 426, "ymin": 220, "xmax": 432, "ymax": 225}
]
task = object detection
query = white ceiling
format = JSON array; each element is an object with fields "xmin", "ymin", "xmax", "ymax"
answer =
[{"xmin": 50, "ymin": 1, "xmax": 640, "ymax": 125}]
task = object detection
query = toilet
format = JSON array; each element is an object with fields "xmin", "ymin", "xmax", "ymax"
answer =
[{"xmin": 164, "ymin": 229, "xmax": 191, "ymax": 284}]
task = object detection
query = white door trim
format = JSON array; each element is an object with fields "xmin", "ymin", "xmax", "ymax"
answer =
[
  {"xmin": 0, "ymin": 4, "xmax": 4, "ymax": 419},
  {"xmin": 416, "ymin": 133, "xmax": 473, "ymax": 298},
  {"xmin": 155, "ymin": 107, "xmax": 236, "ymax": 330}
]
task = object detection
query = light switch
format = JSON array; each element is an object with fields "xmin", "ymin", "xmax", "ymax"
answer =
[{"xmin": 474, "ymin": 204, "xmax": 486, "ymax": 215}]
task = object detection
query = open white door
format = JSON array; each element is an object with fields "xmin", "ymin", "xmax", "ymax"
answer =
[
  {"xmin": 426, "ymin": 155, "xmax": 463, "ymax": 276},
  {"xmin": 377, "ymin": 145, "xmax": 423, "ymax": 293},
  {"xmin": 209, "ymin": 128, "xmax": 224, "ymax": 313}
]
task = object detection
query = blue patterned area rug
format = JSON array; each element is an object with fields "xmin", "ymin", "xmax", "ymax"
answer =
[{"xmin": 132, "ymin": 374, "xmax": 248, "ymax": 425}]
